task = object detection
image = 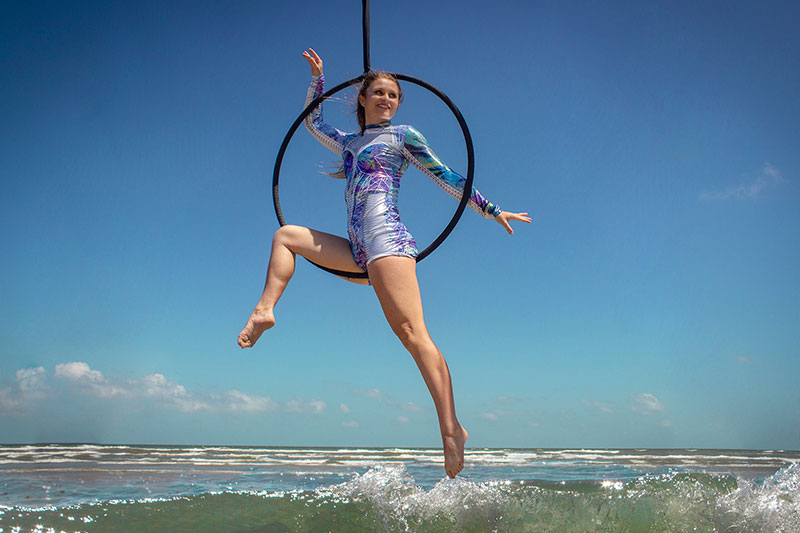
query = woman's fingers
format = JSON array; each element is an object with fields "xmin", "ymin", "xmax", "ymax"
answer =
[
  {"xmin": 495, "ymin": 211, "xmax": 531, "ymax": 235},
  {"xmin": 304, "ymin": 49, "xmax": 322, "ymax": 66},
  {"xmin": 302, "ymin": 49, "xmax": 323, "ymax": 76},
  {"xmin": 508, "ymin": 212, "xmax": 532, "ymax": 224}
]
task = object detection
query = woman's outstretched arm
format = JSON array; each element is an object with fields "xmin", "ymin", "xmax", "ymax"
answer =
[
  {"xmin": 301, "ymin": 48, "xmax": 348, "ymax": 156},
  {"xmin": 403, "ymin": 126, "xmax": 530, "ymax": 232}
]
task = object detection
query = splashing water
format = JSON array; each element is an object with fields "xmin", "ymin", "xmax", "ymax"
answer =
[
  {"xmin": 721, "ymin": 462, "xmax": 800, "ymax": 532},
  {"xmin": 314, "ymin": 464, "xmax": 509, "ymax": 531},
  {"xmin": 1, "ymin": 446, "xmax": 798, "ymax": 532}
]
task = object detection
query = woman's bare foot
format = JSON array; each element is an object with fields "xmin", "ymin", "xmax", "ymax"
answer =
[
  {"xmin": 442, "ymin": 425, "xmax": 468, "ymax": 478},
  {"xmin": 237, "ymin": 308, "xmax": 275, "ymax": 348}
]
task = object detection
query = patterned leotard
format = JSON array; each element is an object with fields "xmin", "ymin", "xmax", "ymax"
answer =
[{"xmin": 304, "ymin": 75, "xmax": 501, "ymax": 272}]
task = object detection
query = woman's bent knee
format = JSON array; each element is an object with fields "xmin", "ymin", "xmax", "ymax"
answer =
[
  {"xmin": 393, "ymin": 321, "xmax": 433, "ymax": 351},
  {"xmin": 274, "ymin": 224, "xmax": 298, "ymax": 240},
  {"xmin": 273, "ymin": 225, "xmax": 306, "ymax": 249}
]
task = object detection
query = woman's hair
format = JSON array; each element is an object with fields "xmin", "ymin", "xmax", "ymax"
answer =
[{"xmin": 327, "ymin": 71, "xmax": 403, "ymax": 179}]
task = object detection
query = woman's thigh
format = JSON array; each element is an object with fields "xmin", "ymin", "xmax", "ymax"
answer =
[
  {"xmin": 279, "ymin": 225, "xmax": 368, "ymax": 285},
  {"xmin": 367, "ymin": 256, "xmax": 428, "ymax": 338}
]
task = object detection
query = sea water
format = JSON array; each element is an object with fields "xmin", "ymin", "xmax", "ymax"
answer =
[{"xmin": 1, "ymin": 445, "xmax": 798, "ymax": 532}]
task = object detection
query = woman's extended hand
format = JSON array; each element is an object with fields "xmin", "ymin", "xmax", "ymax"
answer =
[
  {"xmin": 302, "ymin": 48, "xmax": 323, "ymax": 77},
  {"xmin": 495, "ymin": 211, "xmax": 531, "ymax": 235}
]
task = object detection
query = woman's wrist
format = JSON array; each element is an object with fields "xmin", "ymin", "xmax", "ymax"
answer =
[{"xmin": 485, "ymin": 203, "xmax": 502, "ymax": 218}]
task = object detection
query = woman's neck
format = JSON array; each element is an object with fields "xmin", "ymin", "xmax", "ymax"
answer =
[{"xmin": 364, "ymin": 121, "xmax": 391, "ymax": 129}]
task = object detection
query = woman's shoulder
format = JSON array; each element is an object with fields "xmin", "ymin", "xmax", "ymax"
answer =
[
  {"xmin": 390, "ymin": 124, "xmax": 420, "ymax": 138},
  {"xmin": 342, "ymin": 130, "xmax": 361, "ymax": 144},
  {"xmin": 397, "ymin": 124, "xmax": 429, "ymax": 146}
]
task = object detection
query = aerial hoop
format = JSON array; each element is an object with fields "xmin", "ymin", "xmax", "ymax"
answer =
[{"xmin": 272, "ymin": 0, "xmax": 475, "ymax": 279}]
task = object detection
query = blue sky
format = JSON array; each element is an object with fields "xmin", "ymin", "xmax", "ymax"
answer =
[{"xmin": 2, "ymin": 0, "xmax": 798, "ymax": 450}]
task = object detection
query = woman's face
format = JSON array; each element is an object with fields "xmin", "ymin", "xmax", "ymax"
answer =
[{"xmin": 359, "ymin": 78, "xmax": 401, "ymax": 125}]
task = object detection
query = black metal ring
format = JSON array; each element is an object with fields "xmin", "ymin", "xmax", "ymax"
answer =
[{"xmin": 272, "ymin": 74, "xmax": 475, "ymax": 279}]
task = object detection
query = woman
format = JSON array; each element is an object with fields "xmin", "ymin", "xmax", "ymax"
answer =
[{"xmin": 239, "ymin": 48, "xmax": 530, "ymax": 478}]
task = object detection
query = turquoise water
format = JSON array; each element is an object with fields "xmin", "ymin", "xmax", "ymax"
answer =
[{"xmin": 1, "ymin": 445, "xmax": 798, "ymax": 532}]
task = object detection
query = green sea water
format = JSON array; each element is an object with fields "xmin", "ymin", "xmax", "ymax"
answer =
[{"xmin": 1, "ymin": 445, "xmax": 798, "ymax": 532}]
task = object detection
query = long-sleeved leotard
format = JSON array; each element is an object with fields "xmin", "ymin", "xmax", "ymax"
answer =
[{"xmin": 304, "ymin": 75, "xmax": 501, "ymax": 271}]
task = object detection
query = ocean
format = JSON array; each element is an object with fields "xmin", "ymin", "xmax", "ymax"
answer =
[{"xmin": 0, "ymin": 445, "xmax": 798, "ymax": 532}]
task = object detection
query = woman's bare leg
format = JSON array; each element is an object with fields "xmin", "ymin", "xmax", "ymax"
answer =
[
  {"xmin": 238, "ymin": 225, "xmax": 366, "ymax": 348},
  {"xmin": 368, "ymin": 256, "xmax": 468, "ymax": 478}
]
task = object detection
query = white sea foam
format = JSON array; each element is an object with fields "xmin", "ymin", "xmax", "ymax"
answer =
[
  {"xmin": 601, "ymin": 480, "xmax": 624, "ymax": 490},
  {"xmin": 545, "ymin": 449, "xmax": 621, "ymax": 455},
  {"xmin": 1, "ymin": 446, "xmax": 797, "ymax": 477},
  {"xmin": 314, "ymin": 464, "xmax": 509, "ymax": 530},
  {"xmin": 721, "ymin": 463, "xmax": 800, "ymax": 531}
]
